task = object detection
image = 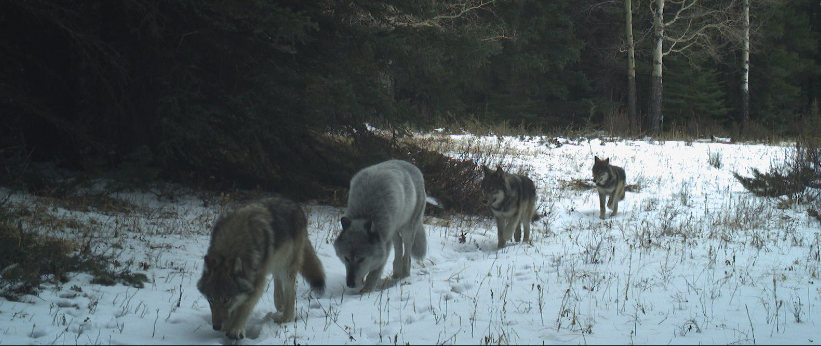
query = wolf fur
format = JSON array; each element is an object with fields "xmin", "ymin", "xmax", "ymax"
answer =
[
  {"xmin": 480, "ymin": 165, "xmax": 538, "ymax": 249},
  {"xmin": 197, "ymin": 197, "xmax": 325, "ymax": 340},
  {"xmin": 592, "ymin": 156, "xmax": 626, "ymax": 219},
  {"xmin": 334, "ymin": 159, "xmax": 427, "ymax": 293}
]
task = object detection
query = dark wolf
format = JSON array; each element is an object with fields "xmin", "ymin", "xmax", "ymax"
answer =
[
  {"xmin": 592, "ymin": 156, "xmax": 626, "ymax": 219},
  {"xmin": 480, "ymin": 165, "xmax": 538, "ymax": 249},
  {"xmin": 197, "ymin": 197, "xmax": 325, "ymax": 340}
]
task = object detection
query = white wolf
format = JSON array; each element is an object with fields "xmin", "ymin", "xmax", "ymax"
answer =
[{"xmin": 333, "ymin": 159, "xmax": 427, "ymax": 293}]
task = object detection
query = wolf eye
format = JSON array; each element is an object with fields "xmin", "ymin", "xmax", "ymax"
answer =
[
  {"xmin": 344, "ymin": 256, "xmax": 350, "ymax": 263},
  {"xmin": 356, "ymin": 258, "xmax": 364, "ymax": 263},
  {"xmin": 221, "ymin": 298, "xmax": 230, "ymax": 304}
]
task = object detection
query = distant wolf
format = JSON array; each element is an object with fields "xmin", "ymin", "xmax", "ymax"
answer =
[
  {"xmin": 334, "ymin": 159, "xmax": 427, "ymax": 293},
  {"xmin": 480, "ymin": 165, "xmax": 538, "ymax": 249},
  {"xmin": 197, "ymin": 197, "xmax": 325, "ymax": 340},
  {"xmin": 592, "ymin": 156, "xmax": 626, "ymax": 219}
]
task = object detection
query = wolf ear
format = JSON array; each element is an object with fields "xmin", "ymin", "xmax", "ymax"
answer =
[
  {"xmin": 495, "ymin": 165, "xmax": 505, "ymax": 177},
  {"xmin": 204, "ymin": 255, "xmax": 219, "ymax": 272},
  {"xmin": 364, "ymin": 220, "xmax": 379, "ymax": 243},
  {"xmin": 341, "ymin": 217, "xmax": 351, "ymax": 230},
  {"xmin": 481, "ymin": 165, "xmax": 492, "ymax": 175}
]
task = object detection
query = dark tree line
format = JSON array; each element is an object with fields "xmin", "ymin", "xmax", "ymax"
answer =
[{"xmin": 1, "ymin": 0, "xmax": 819, "ymax": 196}]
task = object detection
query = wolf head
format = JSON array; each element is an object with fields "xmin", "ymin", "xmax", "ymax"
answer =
[
  {"xmin": 480, "ymin": 165, "xmax": 508, "ymax": 208},
  {"xmin": 592, "ymin": 156, "xmax": 611, "ymax": 186},
  {"xmin": 196, "ymin": 254, "xmax": 255, "ymax": 332},
  {"xmin": 333, "ymin": 217, "xmax": 386, "ymax": 288}
]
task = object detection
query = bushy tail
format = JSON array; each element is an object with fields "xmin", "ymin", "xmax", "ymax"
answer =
[
  {"xmin": 411, "ymin": 225, "xmax": 427, "ymax": 259},
  {"xmin": 300, "ymin": 241, "xmax": 326, "ymax": 294}
]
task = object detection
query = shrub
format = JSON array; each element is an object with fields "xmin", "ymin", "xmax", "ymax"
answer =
[
  {"xmin": 708, "ymin": 150, "xmax": 722, "ymax": 169},
  {"xmin": 0, "ymin": 202, "xmax": 148, "ymax": 301},
  {"xmin": 734, "ymin": 137, "xmax": 821, "ymax": 201}
]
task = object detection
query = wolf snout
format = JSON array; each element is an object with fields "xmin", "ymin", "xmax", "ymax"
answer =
[
  {"xmin": 212, "ymin": 324, "xmax": 221, "ymax": 331},
  {"xmin": 346, "ymin": 275, "xmax": 365, "ymax": 288}
]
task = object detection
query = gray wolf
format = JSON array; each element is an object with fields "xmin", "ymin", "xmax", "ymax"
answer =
[
  {"xmin": 197, "ymin": 197, "xmax": 325, "ymax": 340},
  {"xmin": 334, "ymin": 159, "xmax": 427, "ymax": 293},
  {"xmin": 480, "ymin": 165, "xmax": 538, "ymax": 249},
  {"xmin": 592, "ymin": 156, "xmax": 626, "ymax": 219}
]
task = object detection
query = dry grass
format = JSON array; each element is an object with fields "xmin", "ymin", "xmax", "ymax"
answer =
[{"xmin": 0, "ymin": 190, "xmax": 151, "ymax": 301}]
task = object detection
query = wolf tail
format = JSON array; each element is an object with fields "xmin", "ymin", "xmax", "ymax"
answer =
[
  {"xmin": 300, "ymin": 241, "xmax": 326, "ymax": 294},
  {"xmin": 411, "ymin": 224, "xmax": 427, "ymax": 259}
]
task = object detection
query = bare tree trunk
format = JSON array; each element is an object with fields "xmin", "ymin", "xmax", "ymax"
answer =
[
  {"xmin": 649, "ymin": 0, "xmax": 665, "ymax": 135},
  {"xmin": 625, "ymin": 0, "xmax": 638, "ymax": 132},
  {"xmin": 740, "ymin": 0, "xmax": 750, "ymax": 134},
  {"xmin": 508, "ymin": 0, "xmax": 525, "ymax": 102}
]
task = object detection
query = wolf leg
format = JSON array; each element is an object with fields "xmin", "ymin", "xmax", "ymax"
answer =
[
  {"xmin": 522, "ymin": 220, "xmax": 531, "ymax": 243},
  {"xmin": 362, "ymin": 264, "xmax": 385, "ymax": 293},
  {"xmin": 497, "ymin": 215, "xmax": 518, "ymax": 248},
  {"xmin": 274, "ymin": 277, "xmax": 284, "ymax": 312},
  {"xmin": 411, "ymin": 222, "xmax": 427, "ymax": 259},
  {"xmin": 513, "ymin": 219, "xmax": 522, "ymax": 242},
  {"xmin": 503, "ymin": 217, "xmax": 518, "ymax": 243},
  {"xmin": 392, "ymin": 231, "xmax": 408, "ymax": 279},
  {"xmin": 609, "ymin": 194, "xmax": 619, "ymax": 216},
  {"xmin": 495, "ymin": 217, "xmax": 507, "ymax": 249},
  {"xmin": 270, "ymin": 270, "xmax": 297, "ymax": 323},
  {"xmin": 399, "ymin": 227, "xmax": 415, "ymax": 279},
  {"xmin": 524, "ymin": 201, "xmax": 536, "ymax": 243},
  {"xmin": 223, "ymin": 288, "xmax": 263, "ymax": 340},
  {"xmin": 609, "ymin": 181, "xmax": 625, "ymax": 216},
  {"xmin": 598, "ymin": 191, "xmax": 607, "ymax": 219}
]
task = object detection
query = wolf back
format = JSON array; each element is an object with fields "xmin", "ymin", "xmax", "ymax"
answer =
[
  {"xmin": 197, "ymin": 197, "xmax": 325, "ymax": 340},
  {"xmin": 480, "ymin": 165, "xmax": 538, "ymax": 249},
  {"xmin": 334, "ymin": 159, "xmax": 427, "ymax": 293},
  {"xmin": 592, "ymin": 156, "xmax": 626, "ymax": 219}
]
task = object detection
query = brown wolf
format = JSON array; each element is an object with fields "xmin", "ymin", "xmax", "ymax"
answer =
[{"xmin": 197, "ymin": 197, "xmax": 325, "ymax": 340}]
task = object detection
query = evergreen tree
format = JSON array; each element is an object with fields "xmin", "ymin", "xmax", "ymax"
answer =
[
  {"xmin": 478, "ymin": 0, "xmax": 589, "ymax": 127},
  {"xmin": 664, "ymin": 57, "xmax": 731, "ymax": 133},
  {"xmin": 749, "ymin": 0, "xmax": 820, "ymax": 133}
]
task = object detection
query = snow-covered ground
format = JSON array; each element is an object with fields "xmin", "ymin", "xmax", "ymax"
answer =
[{"xmin": 1, "ymin": 135, "xmax": 819, "ymax": 345}]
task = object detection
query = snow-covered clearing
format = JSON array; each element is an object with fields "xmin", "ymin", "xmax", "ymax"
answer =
[{"xmin": 1, "ymin": 135, "xmax": 818, "ymax": 344}]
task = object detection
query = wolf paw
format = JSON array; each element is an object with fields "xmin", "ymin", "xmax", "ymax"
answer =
[
  {"xmin": 267, "ymin": 311, "xmax": 294, "ymax": 323},
  {"xmin": 358, "ymin": 286, "xmax": 373, "ymax": 294},
  {"xmin": 225, "ymin": 327, "xmax": 246, "ymax": 340}
]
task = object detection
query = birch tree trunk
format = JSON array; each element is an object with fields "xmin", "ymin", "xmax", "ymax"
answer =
[
  {"xmin": 649, "ymin": 0, "xmax": 665, "ymax": 135},
  {"xmin": 625, "ymin": 0, "xmax": 638, "ymax": 132},
  {"xmin": 740, "ymin": 0, "xmax": 750, "ymax": 134}
]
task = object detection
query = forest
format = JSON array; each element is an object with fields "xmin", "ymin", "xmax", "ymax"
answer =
[{"xmin": 1, "ymin": 0, "xmax": 819, "ymax": 199}]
